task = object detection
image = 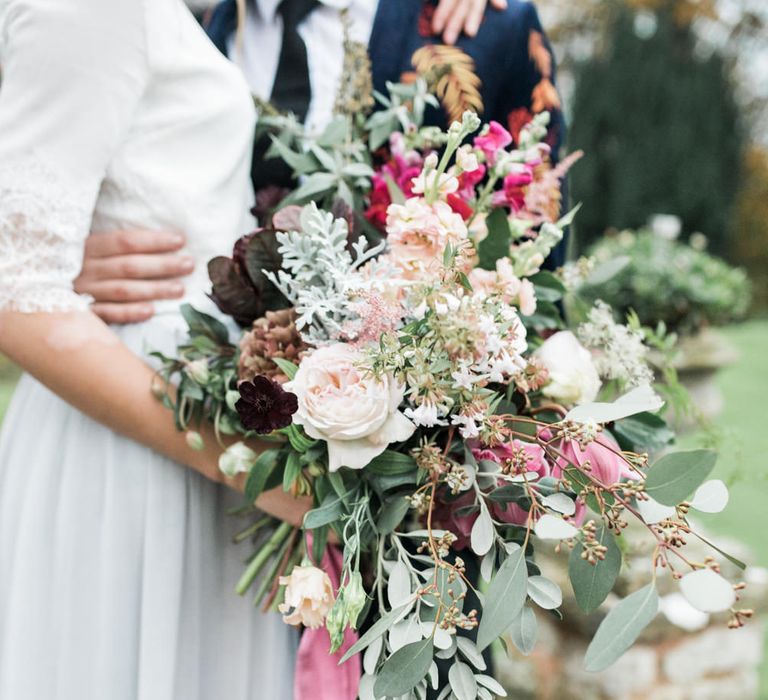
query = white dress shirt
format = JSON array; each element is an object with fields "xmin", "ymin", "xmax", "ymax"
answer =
[{"xmin": 228, "ymin": 0, "xmax": 379, "ymax": 134}]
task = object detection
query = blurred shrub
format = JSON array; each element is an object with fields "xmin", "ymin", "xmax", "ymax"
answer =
[
  {"xmin": 580, "ymin": 230, "xmax": 751, "ymax": 335},
  {"xmin": 568, "ymin": 5, "xmax": 744, "ymax": 255},
  {"xmin": 733, "ymin": 148, "xmax": 768, "ymax": 311}
]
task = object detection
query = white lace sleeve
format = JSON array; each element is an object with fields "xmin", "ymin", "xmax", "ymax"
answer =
[{"xmin": 0, "ymin": 0, "xmax": 148, "ymax": 312}]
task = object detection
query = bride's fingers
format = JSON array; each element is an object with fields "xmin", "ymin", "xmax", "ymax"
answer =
[
  {"xmin": 78, "ymin": 253, "xmax": 195, "ymax": 282},
  {"xmin": 79, "ymin": 279, "xmax": 186, "ymax": 304},
  {"xmin": 85, "ymin": 229, "xmax": 186, "ymax": 258},
  {"xmin": 90, "ymin": 302, "xmax": 156, "ymax": 325}
]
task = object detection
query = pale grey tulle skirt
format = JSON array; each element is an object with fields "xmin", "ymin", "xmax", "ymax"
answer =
[{"xmin": 0, "ymin": 314, "xmax": 296, "ymax": 700}]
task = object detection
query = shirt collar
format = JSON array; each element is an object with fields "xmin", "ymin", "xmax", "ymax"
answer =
[{"xmin": 253, "ymin": 0, "xmax": 353, "ymax": 24}]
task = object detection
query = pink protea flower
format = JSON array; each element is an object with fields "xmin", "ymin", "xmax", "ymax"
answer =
[
  {"xmin": 553, "ymin": 434, "xmax": 636, "ymax": 487},
  {"xmin": 474, "ymin": 439, "xmax": 552, "ymax": 528},
  {"xmin": 474, "ymin": 121, "xmax": 513, "ymax": 165},
  {"xmin": 433, "ymin": 491, "xmax": 477, "ymax": 551}
]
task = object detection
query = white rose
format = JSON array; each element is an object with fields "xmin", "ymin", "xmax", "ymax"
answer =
[
  {"xmin": 535, "ymin": 331, "xmax": 601, "ymax": 406},
  {"xmin": 287, "ymin": 344, "xmax": 415, "ymax": 472}
]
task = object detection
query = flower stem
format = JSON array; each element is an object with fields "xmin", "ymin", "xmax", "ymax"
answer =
[{"xmin": 236, "ymin": 521, "xmax": 293, "ymax": 595}]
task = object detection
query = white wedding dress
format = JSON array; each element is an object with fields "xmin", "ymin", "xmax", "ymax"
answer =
[{"xmin": 0, "ymin": 0, "xmax": 296, "ymax": 698}]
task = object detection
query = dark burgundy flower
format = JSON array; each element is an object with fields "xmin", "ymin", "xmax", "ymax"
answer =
[{"xmin": 236, "ymin": 375, "xmax": 298, "ymax": 434}]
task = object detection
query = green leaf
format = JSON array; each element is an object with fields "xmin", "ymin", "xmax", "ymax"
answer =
[
  {"xmin": 508, "ymin": 605, "xmax": 538, "ymax": 656},
  {"xmin": 377, "ymin": 495, "xmax": 411, "ymax": 535},
  {"xmin": 366, "ymin": 450, "xmax": 418, "ymax": 475},
  {"xmin": 303, "ymin": 491, "xmax": 351, "ymax": 529},
  {"xmin": 530, "ymin": 270, "xmax": 566, "ymax": 303},
  {"xmin": 384, "ymin": 172, "xmax": 406, "ymax": 205},
  {"xmin": 272, "ymin": 357, "xmax": 299, "ymax": 380},
  {"xmin": 266, "ymin": 135, "xmax": 318, "ymax": 173},
  {"xmin": 612, "ymin": 412, "xmax": 675, "ymax": 454},
  {"xmin": 339, "ymin": 603, "xmax": 409, "ymax": 663},
  {"xmin": 373, "ymin": 638, "xmax": 434, "ymax": 698},
  {"xmin": 644, "ymin": 449, "xmax": 718, "ymax": 506},
  {"xmin": 244, "ymin": 449, "xmax": 280, "ymax": 503},
  {"xmin": 448, "ymin": 661, "xmax": 477, "ymax": 700},
  {"xmin": 282, "ymin": 451, "xmax": 302, "ymax": 492},
  {"xmin": 476, "ymin": 546, "xmax": 528, "ymax": 651},
  {"xmin": 477, "ymin": 208, "xmax": 512, "ymax": 270},
  {"xmin": 569, "ymin": 526, "xmax": 622, "ymax": 613},
  {"xmin": 283, "ymin": 173, "xmax": 338, "ymax": 205},
  {"xmin": 180, "ymin": 304, "xmax": 230, "ymax": 345},
  {"xmin": 584, "ymin": 583, "xmax": 658, "ymax": 672}
]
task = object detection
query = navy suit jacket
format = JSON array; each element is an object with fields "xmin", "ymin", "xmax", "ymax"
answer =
[{"xmin": 206, "ymin": 0, "xmax": 568, "ymax": 267}]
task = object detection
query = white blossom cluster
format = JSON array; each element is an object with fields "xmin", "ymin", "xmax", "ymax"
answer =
[{"xmin": 577, "ymin": 300, "xmax": 654, "ymax": 388}]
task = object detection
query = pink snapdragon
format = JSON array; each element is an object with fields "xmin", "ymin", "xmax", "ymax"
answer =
[{"xmin": 474, "ymin": 121, "xmax": 513, "ymax": 165}]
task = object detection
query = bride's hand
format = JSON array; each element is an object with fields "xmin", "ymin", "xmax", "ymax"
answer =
[
  {"xmin": 75, "ymin": 229, "xmax": 195, "ymax": 325},
  {"xmin": 433, "ymin": 0, "xmax": 509, "ymax": 45}
]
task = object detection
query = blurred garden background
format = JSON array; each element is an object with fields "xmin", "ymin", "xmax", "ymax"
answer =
[{"xmin": 2, "ymin": 0, "xmax": 766, "ymax": 696}]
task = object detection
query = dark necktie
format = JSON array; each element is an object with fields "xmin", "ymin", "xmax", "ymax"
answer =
[{"xmin": 252, "ymin": 0, "xmax": 320, "ymax": 191}]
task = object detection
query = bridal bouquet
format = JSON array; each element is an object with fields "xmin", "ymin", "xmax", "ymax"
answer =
[{"xmin": 154, "ymin": 87, "xmax": 749, "ymax": 699}]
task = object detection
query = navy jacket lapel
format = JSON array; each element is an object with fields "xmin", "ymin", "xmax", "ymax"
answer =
[{"xmin": 207, "ymin": 0, "xmax": 238, "ymax": 56}]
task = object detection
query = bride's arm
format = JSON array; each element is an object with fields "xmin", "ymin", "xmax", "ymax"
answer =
[
  {"xmin": 0, "ymin": 0, "xmax": 308, "ymax": 525},
  {"xmin": 0, "ymin": 310, "xmax": 309, "ymax": 526}
]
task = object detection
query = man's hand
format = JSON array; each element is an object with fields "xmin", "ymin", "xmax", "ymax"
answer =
[
  {"xmin": 75, "ymin": 230, "xmax": 195, "ymax": 325},
  {"xmin": 433, "ymin": 0, "xmax": 508, "ymax": 45}
]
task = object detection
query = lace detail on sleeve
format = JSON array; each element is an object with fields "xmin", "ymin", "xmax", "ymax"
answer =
[{"xmin": 0, "ymin": 156, "xmax": 96, "ymax": 313}]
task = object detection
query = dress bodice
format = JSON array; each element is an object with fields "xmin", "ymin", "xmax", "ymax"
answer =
[{"xmin": 0, "ymin": 0, "xmax": 256, "ymax": 315}]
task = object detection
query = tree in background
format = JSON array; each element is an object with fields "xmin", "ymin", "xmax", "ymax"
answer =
[{"xmin": 567, "ymin": 4, "xmax": 745, "ymax": 254}]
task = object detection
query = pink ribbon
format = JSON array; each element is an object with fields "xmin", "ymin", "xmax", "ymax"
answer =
[{"xmin": 293, "ymin": 542, "xmax": 361, "ymax": 700}]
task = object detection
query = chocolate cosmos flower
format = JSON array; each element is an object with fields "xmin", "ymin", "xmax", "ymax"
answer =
[{"xmin": 236, "ymin": 375, "xmax": 298, "ymax": 434}]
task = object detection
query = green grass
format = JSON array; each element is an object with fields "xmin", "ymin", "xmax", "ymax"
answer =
[
  {"xmin": 0, "ymin": 355, "xmax": 20, "ymax": 423},
  {"xmin": 676, "ymin": 320, "xmax": 768, "ymax": 695}
]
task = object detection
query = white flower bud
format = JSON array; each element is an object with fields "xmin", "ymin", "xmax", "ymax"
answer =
[
  {"xmin": 185, "ymin": 431, "xmax": 205, "ymax": 451},
  {"xmin": 185, "ymin": 359, "xmax": 210, "ymax": 385},
  {"xmin": 218, "ymin": 441, "xmax": 257, "ymax": 478}
]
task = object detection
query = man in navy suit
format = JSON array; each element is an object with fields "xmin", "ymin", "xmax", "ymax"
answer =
[{"xmin": 75, "ymin": 0, "xmax": 565, "ymax": 320}]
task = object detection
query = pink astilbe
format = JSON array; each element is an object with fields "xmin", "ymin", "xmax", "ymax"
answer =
[{"xmin": 340, "ymin": 291, "xmax": 403, "ymax": 346}]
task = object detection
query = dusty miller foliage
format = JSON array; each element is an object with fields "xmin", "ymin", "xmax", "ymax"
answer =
[{"xmin": 264, "ymin": 204, "xmax": 385, "ymax": 345}]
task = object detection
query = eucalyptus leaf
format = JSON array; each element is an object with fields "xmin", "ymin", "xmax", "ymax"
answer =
[
  {"xmin": 476, "ymin": 674, "xmax": 508, "ymax": 698},
  {"xmin": 456, "ymin": 637, "xmax": 487, "ymax": 672},
  {"xmin": 373, "ymin": 638, "xmax": 434, "ymax": 698},
  {"xmin": 508, "ymin": 605, "xmax": 537, "ymax": 656},
  {"xmin": 387, "ymin": 561, "xmax": 412, "ymax": 608},
  {"xmin": 476, "ymin": 547, "xmax": 528, "ymax": 651},
  {"xmin": 584, "ymin": 584, "xmax": 659, "ymax": 672},
  {"xmin": 340, "ymin": 603, "xmax": 410, "ymax": 663},
  {"xmin": 644, "ymin": 449, "xmax": 718, "ymax": 506},
  {"xmin": 569, "ymin": 526, "xmax": 622, "ymax": 613},
  {"xmin": 566, "ymin": 385, "xmax": 664, "ymax": 424},
  {"xmin": 471, "ymin": 504, "xmax": 494, "ymax": 556},
  {"xmin": 527, "ymin": 576, "xmax": 562, "ymax": 610},
  {"xmin": 448, "ymin": 661, "xmax": 477, "ymax": 700}
]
